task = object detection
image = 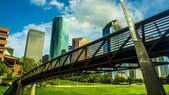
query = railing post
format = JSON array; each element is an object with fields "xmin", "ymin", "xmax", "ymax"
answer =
[
  {"xmin": 16, "ymin": 80, "xmax": 22, "ymax": 95},
  {"xmin": 107, "ymin": 38, "xmax": 110, "ymax": 53},
  {"xmin": 141, "ymin": 25, "xmax": 145, "ymax": 44},
  {"xmin": 120, "ymin": 0, "xmax": 166, "ymax": 95},
  {"xmin": 85, "ymin": 48, "xmax": 87, "ymax": 59},
  {"xmin": 29, "ymin": 83, "xmax": 36, "ymax": 95}
]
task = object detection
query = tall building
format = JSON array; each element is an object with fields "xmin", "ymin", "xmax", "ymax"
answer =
[
  {"xmin": 72, "ymin": 37, "xmax": 90, "ymax": 49},
  {"xmin": 72, "ymin": 37, "xmax": 90, "ymax": 60},
  {"xmin": 102, "ymin": 21, "xmax": 129, "ymax": 78},
  {"xmin": 42, "ymin": 55, "xmax": 49, "ymax": 63},
  {"xmin": 24, "ymin": 29, "xmax": 45, "ymax": 63},
  {"xmin": 50, "ymin": 17, "xmax": 70, "ymax": 60},
  {"xmin": 0, "ymin": 26, "xmax": 9, "ymax": 60},
  {"xmin": 0, "ymin": 27, "xmax": 22, "ymax": 74},
  {"xmin": 129, "ymin": 57, "xmax": 169, "ymax": 79},
  {"xmin": 153, "ymin": 57, "xmax": 169, "ymax": 77}
]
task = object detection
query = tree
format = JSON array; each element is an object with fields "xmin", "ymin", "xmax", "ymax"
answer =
[
  {"xmin": 21, "ymin": 57, "xmax": 37, "ymax": 73},
  {"xmin": 5, "ymin": 68, "xmax": 14, "ymax": 80},
  {"xmin": 0, "ymin": 61, "xmax": 7, "ymax": 76},
  {"xmin": 114, "ymin": 75, "xmax": 126, "ymax": 83},
  {"xmin": 165, "ymin": 74, "xmax": 169, "ymax": 84},
  {"xmin": 102, "ymin": 73, "xmax": 112, "ymax": 84}
]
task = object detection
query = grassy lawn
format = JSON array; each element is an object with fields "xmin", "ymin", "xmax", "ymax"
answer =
[
  {"xmin": 22, "ymin": 85, "xmax": 169, "ymax": 95},
  {"xmin": 0, "ymin": 86, "xmax": 8, "ymax": 95},
  {"xmin": 1, "ymin": 79, "xmax": 169, "ymax": 95}
]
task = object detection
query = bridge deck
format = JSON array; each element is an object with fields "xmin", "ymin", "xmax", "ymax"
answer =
[
  {"xmin": 21, "ymin": 9, "xmax": 169, "ymax": 86},
  {"xmin": 4, "ymin": 9, "xmax": 169, "ymax": 95}
]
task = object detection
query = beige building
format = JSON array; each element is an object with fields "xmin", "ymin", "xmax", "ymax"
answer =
[
  {"xmin": 72, "ymin": 37, "xmax": 90, "ymax": 61},
  {"xmin": 24, "ymin": 29, "xmax": 45, "ymax": 63},
  {"xmin": 0, "ymin": 26, "xmax": 9, "ymax": 60},
  {"xmin": 0, "ymin": 26, "xmax": 22, "ymax": 73}
]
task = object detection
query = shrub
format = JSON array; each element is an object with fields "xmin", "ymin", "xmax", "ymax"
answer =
[{"xmin": 114, "ymin": 75, "xmax": 126, "ymax": 83}]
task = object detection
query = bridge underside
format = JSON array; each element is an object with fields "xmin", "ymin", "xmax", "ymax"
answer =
[
  {"xmin": 22, "ymin": 35, "xmax": 169, "ymax": 86},
  {"xmin": 21, "ymin": 9, "xmax": 169, "ymax": 86},
  {"xmin": 4, "ymin": 9, "xmax": 169, "ymax": 95}
]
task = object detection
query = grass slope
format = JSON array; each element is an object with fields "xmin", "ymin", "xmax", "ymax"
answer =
[
  {"xmin": 1, "ymin": 80, "xmax": 169, "ymax": 95},
  {"xmin": 0, "ymin": 86, "xmax": 8, "ymax": 95},
  {"xmin": 23, "ymin": 79, "xmax": 169, "ymax": 95},
  {"xmin": 23, "ymin": 85, "xmax": 169, "ymax": 95}
]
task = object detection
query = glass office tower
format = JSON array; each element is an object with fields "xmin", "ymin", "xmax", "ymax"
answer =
[{"xmin": 50, "ymin": 17, "xmax": 70, "ymax": 60}]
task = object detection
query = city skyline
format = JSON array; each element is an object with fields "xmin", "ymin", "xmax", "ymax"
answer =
[
  {"xmin": 1, "ymin": 1, "xmax": 169, "ymax": 94},
  {"xmin": 0, "ymin": 0, "xmax": 169, "ymax": 57}
]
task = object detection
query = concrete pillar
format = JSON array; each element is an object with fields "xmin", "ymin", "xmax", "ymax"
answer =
[
  {"xmin": 120, "ymin": 0, "xmax": 166, "ymax": 95},
  {"xmin": 29, "ymin": 83, "xmax": 36, "ymax": 95}
]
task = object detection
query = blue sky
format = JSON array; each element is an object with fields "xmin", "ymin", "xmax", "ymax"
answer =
[
  {"xmin": 0, "ymin": 0, "xmax": 68, "ymax": 34},
  {"xmin": 0, "ymin": 0, "xmax": 169, "ymax": 57}
]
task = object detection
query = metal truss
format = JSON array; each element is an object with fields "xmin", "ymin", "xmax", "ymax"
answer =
[{"xmin": 4, "ymin": 9, "xmax": 169, "ymax": 95}]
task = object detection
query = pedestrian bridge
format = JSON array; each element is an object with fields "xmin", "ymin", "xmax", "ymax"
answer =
[{"xmin": 4, "ymin": 9, "xmax": 169, "ymax": 95}]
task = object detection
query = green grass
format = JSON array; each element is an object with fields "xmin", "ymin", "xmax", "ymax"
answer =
[
  {"xmin": 22, "ymin": 85, "xmax": 169, "ymax": 95},
  {"xmin": 0, "ymin": 86, "xmax": 8, "ymax": 95},
  {"xmin": 47, "ymin": 79, "xmax": 100, "ymax": 85},
  {"xmin": 1, "ymin": 79, "xmax": 169, "ymax": 95},
  {"xmin": 23, "ymin": 85, "xmax": 145, "ymax": 95}
]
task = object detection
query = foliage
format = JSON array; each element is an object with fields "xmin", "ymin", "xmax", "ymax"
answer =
[
  {"xmin": 5, "ymin": 68, "xmax": 14, "ymax": 80},
  {"xmin": 102, "ymin": 73, "xmax": 112, "ymax": 84},
  {"xmin": 166, "ymin": 74, "xmax": 169, "ymax": 84},
  {"xmin": 160, "ymin": 77, "xmax": 166, "ymax": 84},
  {"xmin": 21, "ymin": 57, "xmax": 37, "ymax": 73},
  {"xmin": 67, "ymin": 73, "xmax": 105, "ymax": 84},
  {"xmin": 113, "ymin": 75, "xmax": 126, "ymax": 83},
  {"xmin": 127, "ymin": 77, "xmax": 143, "ymax": 84},
  {"xmin": 0, "ymin": 61, "xmax": 6, "ymax": 76}
]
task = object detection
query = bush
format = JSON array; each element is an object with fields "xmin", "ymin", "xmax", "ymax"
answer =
[
  {"xmin": 127, "ymin": 77, "xmax": 143, "ymax": 84},
  {"xmin": 102, "ymin": 74, "xmax": 112, "ymax": 84},
  {"xmin": 165, "ymin": 74, "xmax": 169, "ymax": 84},
  {"xmin": 114, "ymin": 75, "xmax": 126, "ymax": 83},
  {"xmin": 1, "ymin": 79, "xmax": 12, "ymax": 86}
]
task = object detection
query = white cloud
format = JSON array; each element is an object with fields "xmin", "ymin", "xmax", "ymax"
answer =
[
  {"xmin": 10, "ymin": 0, "xmax": 146, "ymax": 58},
  {"xmin": 128, "ymin": 0, "xmax": 169, "ymax": 17},
  {"xmin": 63, "ymin": 0, "xmax": 144, "ymax": 42},
  {"xmin": 30, "ymin": 0, "xmax": 47, "ymax": 6},
  {"xmin": 49, "ymin": 0, "xmax": 65, "ymax": 10},
  {"xmin": 7, "ymin": 22, "xmax": 52, "ymax": 57},
  {"xmin": 30, "ymin": 0, "xmax": 65, "ymax": 10}
]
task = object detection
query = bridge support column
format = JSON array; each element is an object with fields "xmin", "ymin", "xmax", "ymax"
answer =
[
  {"xmin": 120, "ymin": 0, "xmax": 166, "ymax": 95},
  {"xmin": 16, "ymin": 80, "xmax": 22, "ymax": 95},
  {"xmin": 29, "ymin": 83, "xmax": 36, "ymax": 95}
]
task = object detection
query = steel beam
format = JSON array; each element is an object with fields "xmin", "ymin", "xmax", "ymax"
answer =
[
  {"xmin": 16, "ymin": 80, "xmax": 22, "ymax": 95},
  {"xmin": 120, "ymin": 0, "xmax": 166, "ymax": 95}
]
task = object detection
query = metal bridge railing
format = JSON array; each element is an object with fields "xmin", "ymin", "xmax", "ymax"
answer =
[
  {"xmin": 22, "ymin": 9, "xmax": 169, "ymax": 81},
  {"xmin": 4, "ymin": 9, "xmax": 169, "ymax": 95}
]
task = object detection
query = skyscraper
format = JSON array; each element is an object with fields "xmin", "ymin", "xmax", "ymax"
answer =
[
  {"xmin": 50, "ymin": 17, "xmax": 70, "ymax": 60},
  {"xmin": 24, "ymin": 29, "xmax": 45, "ymax": 63},
  {"xmin": 42, "ymin": 55, "xmax": 49, "ymax": 63},
  {"xmin": 102, "ymin": 20, "xmax": 129, "ymax": 78},
  {"xmin": 72, "ymin": 37, "xmax": 90, "ymax": 60},
  {"xmin": 153, "ymin": 57, "xmax": 169, "ymax": 77},
  {"xmin": 0, "ymin": 26, "xmax": 9, "ymax": 60},
  {"xmin": 72, "ymin": 37, "xmax": 90, "ymax": 49}
]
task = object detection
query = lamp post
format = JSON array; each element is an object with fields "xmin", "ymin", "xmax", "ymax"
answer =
[{"xmin": 120, "ymin": 0, "xmax": 166, "ymax": 95}]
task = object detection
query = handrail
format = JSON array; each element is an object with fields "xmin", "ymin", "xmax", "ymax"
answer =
[
  {"xmin": 23, "ymin": 9, "xmax": 169, "ymax": 76},
  {"xmin": 4, "ymin": 9, "xmax": 169, "ymax": 95}
]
